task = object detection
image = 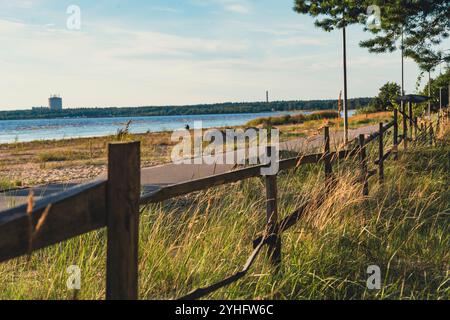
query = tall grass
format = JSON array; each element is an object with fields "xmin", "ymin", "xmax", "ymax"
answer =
[
  {"xmin": 0, "ymin": 178, "xmax": 23, "ymax": 191},
  {"xmin": 247, "ymin": 111, "xmax": 339, "ymax": 127},
  {"xmin": 0, "ymin": 126, "xmax": 448, "ymax": 300}
]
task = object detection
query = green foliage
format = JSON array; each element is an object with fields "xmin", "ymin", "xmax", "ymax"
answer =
[
  {"xmin": 358, "ymin": 82, "xmax": 401, "ymax": 114},
  {"xmin": 0, "ymin": 178, "xmax": 22, "ymax": 191},
  {"xmin": 374, "ymin": 82, "xmax": 401, "ymax": 111},
  {"xmin": 247, "ymin": 110, "xmax": 339, "ymax": 126},
  {"xmin": 415, "ymin": 67, "xmax": 450, "ymax": 113},
  {"xmin": 358, "ymin": 1, "xmax": 450, "ymax": 60},
  {"xmin": 293, "ymin": 1, "xmax": 450, "ymax": 68},
  {"xmin": 408, "ymin": 49, "xmax": 450, "ymax": 74},
  {"xmin": 355, "ymin": 104, "xmax": 379, "ymax": 115},
  {"xmin": 293, "ymin": 1, "xmax": 366, "ymax": 30}
]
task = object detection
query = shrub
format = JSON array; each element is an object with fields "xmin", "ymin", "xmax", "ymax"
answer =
[{"xmin": 247, "ymin": 110, "xmax": 339, "ymax": 126}]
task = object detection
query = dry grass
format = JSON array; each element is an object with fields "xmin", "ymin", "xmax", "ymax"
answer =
[
  {"xmin": 348, "ymin": 111, "xmax": 393, "ymax": 127},
  {"xmin": 0, "ymin": 120, "xmax": 448, "ymax": 300}
]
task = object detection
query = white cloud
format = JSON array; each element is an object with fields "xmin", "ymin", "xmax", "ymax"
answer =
[
  {"xmin": 150, "ymin": 6, "xmax": 180, "ymax": 13},
  {"xmin": 203, "ymin": 0, "xmax": 251, "ymax": 14},
  {"xmin": 224, "ymin": 3, "xmax": 249, "ymax": 14},
  {"xmin": 0, "ymin": 0, "xmax": 40, "ymax": 9},
  {"xmin": 0, "ymin": 15, "xmax": 427, "ymax": 110},
  {"xmin": 273, "ymin": 36, "xmax": 328, "ymax": 47}
]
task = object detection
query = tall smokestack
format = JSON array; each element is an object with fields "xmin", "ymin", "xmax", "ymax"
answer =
[{"xmin": 266, "ymin": 91, "xmax": 269, "ymax": 103}]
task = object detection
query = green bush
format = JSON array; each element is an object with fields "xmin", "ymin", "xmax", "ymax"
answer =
[
  {"xmin": 247, "ymin": 110, "xmax": 339, "ymax": 126},
  {"xmin": 356, "ymin": 105, "xmax": 379, "ymax": 115}
]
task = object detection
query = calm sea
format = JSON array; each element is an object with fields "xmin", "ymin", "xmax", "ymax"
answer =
[{"xmin": 0, "ymin": 110, "xmax": 355, "ymax": 144}]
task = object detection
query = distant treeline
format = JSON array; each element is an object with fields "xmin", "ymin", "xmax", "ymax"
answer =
[{"xmin": 0, "ymin": 98, "xmax": 372, "ymax": 121}]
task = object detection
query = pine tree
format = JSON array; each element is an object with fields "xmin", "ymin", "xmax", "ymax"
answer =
[
  {"xmin": 293, "ymin": 1, "xmax": 450, "ymax": 64},
  {"xmin": 358, "ymin": 0, "xmax": 449, "ymax": 61}
]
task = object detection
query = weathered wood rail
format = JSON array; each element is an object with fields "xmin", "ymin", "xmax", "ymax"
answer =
[{"xmin": 0, "ymin": 108, "xmax": 447, "ymax": 300}]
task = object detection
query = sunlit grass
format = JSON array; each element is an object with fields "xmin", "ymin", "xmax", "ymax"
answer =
[{"xmin": 0, "ymin": 121, "xmax": 448, "ymax": 300}]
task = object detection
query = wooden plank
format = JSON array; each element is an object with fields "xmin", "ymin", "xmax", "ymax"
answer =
[
  {"xmin": 393, "ymin": 109, "xmax": 398, "ymax": 160},
  {"xmin": 263, "ymin": 148, "xmax": 281, "ymax": 266},
  {"xmin": 106, "ymin": 142, "xmax": 141, "ymax": 300},
  {"xmin": 252, "ymin": 193, "xmax": 328, "ymax": 248},
  {"xmin": 429, "ymin": 125, "xmax": 434, "ymax": 146},
  {"xmin": 179, "ymin": 234, "xmax": 267, "ymax": 300},
  {"xmin": 253, "ymin": 201, "xmax": 310, "ymax": 248},
  {"xmin": 408, "ymin": 102, "xmax": 414, "ymax": 139},
  {"xmin": 339, "ymin": 148, "xmax": 359, "ymax": 159},
  {"xmin": 140, "ymin": 165, "xmax": 263, "ymax": 204},
  {"xmin": 364, "ymin": 121, "xmax": 393, "ymax": 146},
  {"xmin": 323, "ymin": 127, "xmax": 333, "ymax": 192},
  {"xmin": 421, "ymin": 123, "xmax": 426, "ymax": 143},
  {"xmin": 368, "ymin": 169, "xmax": 377, "ymax": 178},
  {"xmin": 378, "ymin": 123, "xmax": 384, "ymax": 183},
  {"xmin": 279, "ymin": 152, "xmax": 325, "ymax": 171},
  {"xmin": 374, "ymin": 147, "xmax": 394, "ymax": 165},
  {"xmin": 398, "ymin": 108, "xmax": 420, "ymax": 130},
  {"xmin": 403, "ymin": 104, "xmax": 408, "ymax": 150},
  {"xmin": 414, "ymin": 117, "xmax": 418, "ymax": 139},
  {"xmin": 141, "ymin": 152, "xmax": 325, "ymax": 204},
  {"xmin": 358, "ymin": 134, "xmax": 369, "ymax": 196},
  {"xmin": 0, "ymin": 180, "xmax": 107, "ymax": 263},
  {"xmin": 383, "ymin": 120, "xmax": 395, "ymax": 132},
  {"xmin": 364, "ymin": 131, "xmax": 380, "ymax": 145}
]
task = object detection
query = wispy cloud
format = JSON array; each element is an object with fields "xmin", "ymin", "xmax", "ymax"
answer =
[
  {"xmin": 224, "ymin": 3, "xmax": 249, "ymax": 14},
  {"xmin": 150, "ymin": 6, "xmax": 180, "ymax": 13},
  {"xmin": 0, "ymin": 0, "xmax": 39, "ymax": 9},
  {"xmin": 192, "ymin": 0, "xmax": 251, "ymax": 14},
  {"xmin": 273, "ymin": 36, "xmax": 328, "ymax": 47},
  {"xmin": 0, "ymin": 0, "xmax": 432, "ymax": 110}
]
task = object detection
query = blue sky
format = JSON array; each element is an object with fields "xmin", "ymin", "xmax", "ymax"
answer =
[{"xmin": 0, "ymin": 0, "xmax": 448, "ymax": 110}]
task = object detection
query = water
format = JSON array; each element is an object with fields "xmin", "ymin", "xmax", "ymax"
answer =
[{"xmin": 0, "ymin": 110, "xmax": 356, "ymax": 144}]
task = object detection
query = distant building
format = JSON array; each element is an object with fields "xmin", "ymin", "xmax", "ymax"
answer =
[{"xmin": 49, "ymin": 95, "xmax": 63, "ymax": 111}]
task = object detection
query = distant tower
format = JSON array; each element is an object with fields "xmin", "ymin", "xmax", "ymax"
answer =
[
  {"xmin": 266, "ymin": 91, "xmax": 269, "ymax": 103},
  {"xmin": 49, "ymin": 95, "xmax": 63, "ymax": 111}
]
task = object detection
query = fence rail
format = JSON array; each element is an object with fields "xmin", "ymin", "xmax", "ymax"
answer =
[{"xmin": 0, "ymin": 107, "xmax": 448, "ymax": 300}]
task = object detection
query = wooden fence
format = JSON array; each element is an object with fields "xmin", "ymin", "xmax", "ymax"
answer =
[{"xmin": 0, "ymin": 108, "xmax": 448, "ymax": 300}]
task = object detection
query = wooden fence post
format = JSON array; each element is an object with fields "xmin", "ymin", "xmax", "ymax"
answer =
[
  {"xmin": 264, "ymin": 146, "xmax": 281, "ymax": 267},
  {"xmin": 358, "ymin": 134, "xmax": 369, "ymax": 196},
  {"xmin": 421, "ymin": 123, "xmax": 425, "ymax": 143},
  {"xmin": 436, "ymin": 114, "xmax": 440, "ymax": 135},
  {"xmin": 323, "ymin": 126, "xmax": 333, "ymax": 192},
  {"xmin": 414, "ymin": 117, "xmax": 418, "ymax": 140},
  {"xmin": 402, "ymin": 105, "xmax": 408, "ymax": 150},
  {"xmin": 393, "ymin": 108, "xmax": 398, "ymax": 160},
  {"xmin": 106, "ymin": 141, "xmax": 141, "ymax": 300},
  {"xmin": 429, "ymin": 125, "xmax": 434, "ymax": 146},
  {"xmin": 378, "ymin": 123, "xmax": 384, "ymax": 183},
  {"xmin": 408, "ymin": 102, "xmax": 414, "ymax": 140}
]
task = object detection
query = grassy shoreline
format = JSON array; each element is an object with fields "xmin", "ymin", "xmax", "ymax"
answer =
[
  {"xmin": 0, "ymin": 121, "xmax": 448, "ymax": 299},
  {"xmin": 0, "ymin": 112, "xmax": 394, "ymax": 189}
]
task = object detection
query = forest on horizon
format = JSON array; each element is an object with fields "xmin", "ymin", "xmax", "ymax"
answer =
[{"xmin": 0, "ymin": 97, "xmax": 371, "ymax": 121}]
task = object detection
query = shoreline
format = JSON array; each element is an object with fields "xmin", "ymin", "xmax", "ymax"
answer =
[
  {"xmin": 0, "ymin": 109, "xmax": 357, "ymax": 145},
  {"xmin": 0, "ymin": 98, "xmax": 368, "ymax": 121},
  {"xmin": 0, "ymin": 111, "xmax": 390, "ymax": 190}
]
